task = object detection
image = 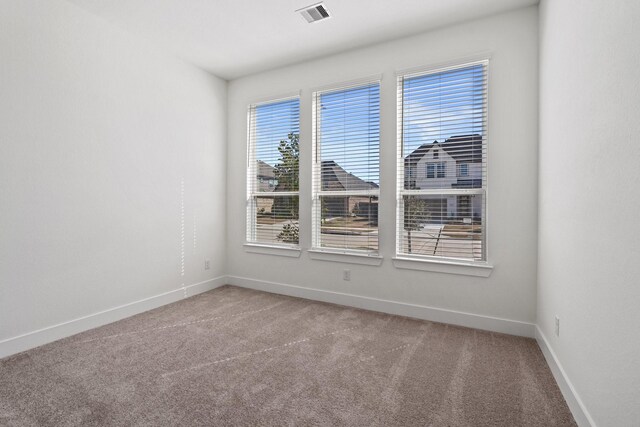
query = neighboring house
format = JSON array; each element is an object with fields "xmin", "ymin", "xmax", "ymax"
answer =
[
  {"xmin": 258, "ymin": 160, "xmax": 300, "ymax": 219},
  {"xmin": 404, "ymin": 134, "xmax": 483, "ymax": 221},
  {"xmin": 257, "ymin": 160, "xmax": 277, "ymax": 191},
  {"xmin": 320, "ymin": 160, "xmax": 379, "ymax": 220},
  {"xmin": 256, "ymin": 160, "xmax": 277, "ymax": 213}
]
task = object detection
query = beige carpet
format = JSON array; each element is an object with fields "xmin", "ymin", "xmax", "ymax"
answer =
[{"xmin": 0, "ymin": 285, "xmax": 575, "ymax": 426}]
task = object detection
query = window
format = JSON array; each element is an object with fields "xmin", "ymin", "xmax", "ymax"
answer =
[
  {"xmin": 426, "ymin": 163, "xmax": 435, "ymax": 179},
  {"xmin": 312, "ymin": 81, "xmax": 380, "ymax": 253},
  {"xmin": 426, "ymin": 162, "xmax": 446, "ymax": 178},
  {"xmin": 397, "ymin": 61, "xmax": 487, "ymax": 262},
  {"xmin": 247, "ymin": 97, "xmax": 300, "ymax": 246},
  {"xmin": 457, "ymin": 163, "xmax": 469, "ymax": 177}
]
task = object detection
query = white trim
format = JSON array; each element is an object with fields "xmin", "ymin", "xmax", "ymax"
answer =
[
  {"xmin": 308, "ymin": 249, "xmax": 383, "ymax": 265},
  {"xmin": 311, "ymin": 90, "xmax": 321, "ymax": 247},
  {"xmin": 315, "ymin": 190, "xmax": 380, "ymax": 197},
  {"xmin": 227, "ymin": 275, "xmax": 535, "ymax": 338},
  {"xmin": 395, "ymin": 53, "xmax": 492, "ymax": 78},
  {"xmin": 395, "ymin": 73, "xmax": 405, "ymax": 255},
  {"xmin": 243, "ymin": 243, "xmax": 302, "ymax": 258},
  {"xmin": 400, "ymin": 188, "xmax": 484, "ymax": 196},
  {"xmin": 393, "ymin": 257, "xmax": 493, "ymax": 277},
  {"xmin": 310, "ymin": 74, "xmax": 383, "ymax": 95},
  {"xmin": 535, "ymin": 327, "xmax": 596, "ymax": 427},
  {"xmin": 0, "ymin": 277, "xmax": 226, "ymax": 359},
  {"xmin": 253, "ymin": 191, "xmax": 299, "ymax": 197},
  {"xmin": 248, "ymin": 91, "xmax": 301, "ymax": 107}
]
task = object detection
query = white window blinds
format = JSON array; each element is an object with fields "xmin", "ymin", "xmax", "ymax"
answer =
[
  {"xmin": 247, "ymin": 97, "xmax": 300, "ymax": 246},
  {"xmin": 397, "ymin": 61, "xmax": 488, "ymax": 261},
  {"xmin": 312, "ymin": 82, "xmax": 380, "ymax": 253}
]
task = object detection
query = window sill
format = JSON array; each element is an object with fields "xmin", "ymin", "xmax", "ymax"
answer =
[
  {"xmin": 308, "ymin": 249, "xmax": 383, "ymax": 266},
  {"xmin": 243, "ymin": 243, "xmax": 301, "ymax": 258},
  {"xmin": 392, "ymin": 256, "xmax": 493, "ymax": 277}
]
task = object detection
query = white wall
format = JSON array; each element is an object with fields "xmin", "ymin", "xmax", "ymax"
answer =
[
  {"xmin": 0, "ymin": 0, "xmax": 227, "ymax": 352},
  {"xmin": 538, "ymin": 1, "xmax": 640, "ymax": 426},
  {"xmin": 3, "ymin": 1, "xmax": 636, "ymax": 423},
  {"xmin": 227, "ymin": 7, "xmax": 539, "ymax": 330}
]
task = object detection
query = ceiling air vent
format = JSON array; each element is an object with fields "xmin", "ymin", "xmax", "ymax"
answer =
[{"xmin": 297, "ymin": 2, "xmax": 330, "ymax": 23}]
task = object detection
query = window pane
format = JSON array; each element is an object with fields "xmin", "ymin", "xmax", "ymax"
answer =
[
  {"xmin": 254, "ymin": 195, "xmax": 299, "ymax": 245},
  {"xmin": 314, "ymin": 82, "xmax": 380, "ymax": 253},
  {"xmin": 318, "ymin": 195, "xmax": 378, "ymax": 251},
  {"xmin": 426, "ymin": 163, "xmax": 435, "ymax": 179},
  {"xmin": 402, "ymin": 65, "xmax": 486, "ymax": 191},
  {"xmin": 400, "ymin": 194, "xmax": 484, "ymax": 261},
  {"xmin": 248, "ymin": 97, "xmax": 300, "ymax": 246},
  {"xmin": 252, "ymin": 99, "xmax": 300, "ymax": 193},
  {"xmin": 319, "ymin": 84, "xmax": 380, "ymax": 192},
  {"xmin": 457, "ymin": 163, "xmax": 469, "ymax": 177},
  {"xmin": 398, "ymin": 62, "xmax": 487, "ymax": 262}
]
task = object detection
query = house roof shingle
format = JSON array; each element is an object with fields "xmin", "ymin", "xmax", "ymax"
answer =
[
  {"xmin": 321, "ymin": 161, "xmax": 379, "ymax": 191},
  {"xmin": 405, "ymin": 134, "xmax": 483, "ymax": 165}
]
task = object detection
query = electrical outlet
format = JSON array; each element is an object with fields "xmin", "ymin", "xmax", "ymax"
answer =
[
  {"xmin": 204, "ymin": 259, "xmax": 210, "ymax": 270},
  {"xmin": 342, "ymin": 269, "xmax": 351, "ymax": 281},
  {"xmin": 554, "ymin": 316, "xmax": 560, "ymax": 337}
]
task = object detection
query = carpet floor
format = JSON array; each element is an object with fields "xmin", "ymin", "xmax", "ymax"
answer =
[{"xmin": 0, "ymin": 285, "xmax": 576, "ymax": 426}]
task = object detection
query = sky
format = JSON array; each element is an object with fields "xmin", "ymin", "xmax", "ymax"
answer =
[
  {"xmin": 403, "ymin": 63, "xmax": 486, "ymax": 158},
  {"xmin": 253, "ymin": 97, "xmax": 300, "ymax": 170},
  {"xmin": 253, "ymin": 63, "xmax": 485, "ymax": 187},
  {"xmin": 318, "ymin": 83, "xmax": 380, "ymax": 185}
]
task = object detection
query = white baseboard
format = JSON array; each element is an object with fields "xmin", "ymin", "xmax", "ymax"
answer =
[
  {"xmin": 0, "ymin": 276, "xmax": 226, "ymax": 359},
  {"xmin": 535, "ymin": 326, "xmax": 596, "ymax": 427},
  {"xmin": 226, "ymin": 275, "xmax": 535, "ymax": 338}
]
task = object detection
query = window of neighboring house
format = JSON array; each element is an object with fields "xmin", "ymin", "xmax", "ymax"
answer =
[
  {"xmin": 406, "ymin": 166, "xmax": 417, "ymax": 189},
  {"xmin": 426, "ymin": 162, "xmax": 446, "ymax": 178},
  {"xmin": 397, "ymin": 61, "xmax": 488, "ymax": 262},
  {"xmin": 247, "ymin": 97, "xmax": 300, "ymax": 246},
  {"xmin": 312, "ymin": 81, "xmax": 380, "ymax": 253},
  {"xmin": 433, "ymin": 150, "xmax": 439, "ymax": 159},
  {"xmin": 426, "ymin": 163, "xmax": 435, "ymax": 179},
  {"xmin": 457, "ymin": 163, "xmax": 469, "ymax": 177}
]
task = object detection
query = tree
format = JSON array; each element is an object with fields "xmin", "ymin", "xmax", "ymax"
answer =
[
  {"xmin": 404, "ymin": 196, "xmax": 430, "ymax": 253},
  {"xmin": 275, "ymin": 133, "xmax": 299, "ymax": 244},
  {"xmin": 277, "ymin": 223, "xmax": 299, "ymax": 244},
  {"xmin": 274, "ymin": 132, "xmax": 299, "ymax": 193}
]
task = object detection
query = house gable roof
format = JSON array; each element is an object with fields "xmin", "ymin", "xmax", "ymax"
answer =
[
  {"xmin": 257, "ymin": 160, "xmax": 275, "ymax": 179},
  {"xmin": 405, "ymin": 134, "xmax": 483, "ymax": 165},
  {"xmin": 321, "ymin": 161, "xmax": 379, "ymax": 191}
]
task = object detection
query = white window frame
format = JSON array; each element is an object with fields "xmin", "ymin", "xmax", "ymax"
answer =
[
  {"xmin": 246, "ymin": 95, "xmax": 300, "ymax": 250},
  {"xmin": 396, "ymin": 59, "xmax": 490, "ymax": 265},
  {"xmin": 311, "ymin": 78, "xmax": 381, "ymax": 257}
]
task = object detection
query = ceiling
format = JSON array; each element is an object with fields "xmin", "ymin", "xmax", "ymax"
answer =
[{"xmin": 67, "ymin": 0, "xmax": 537, "ymax": 80}]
